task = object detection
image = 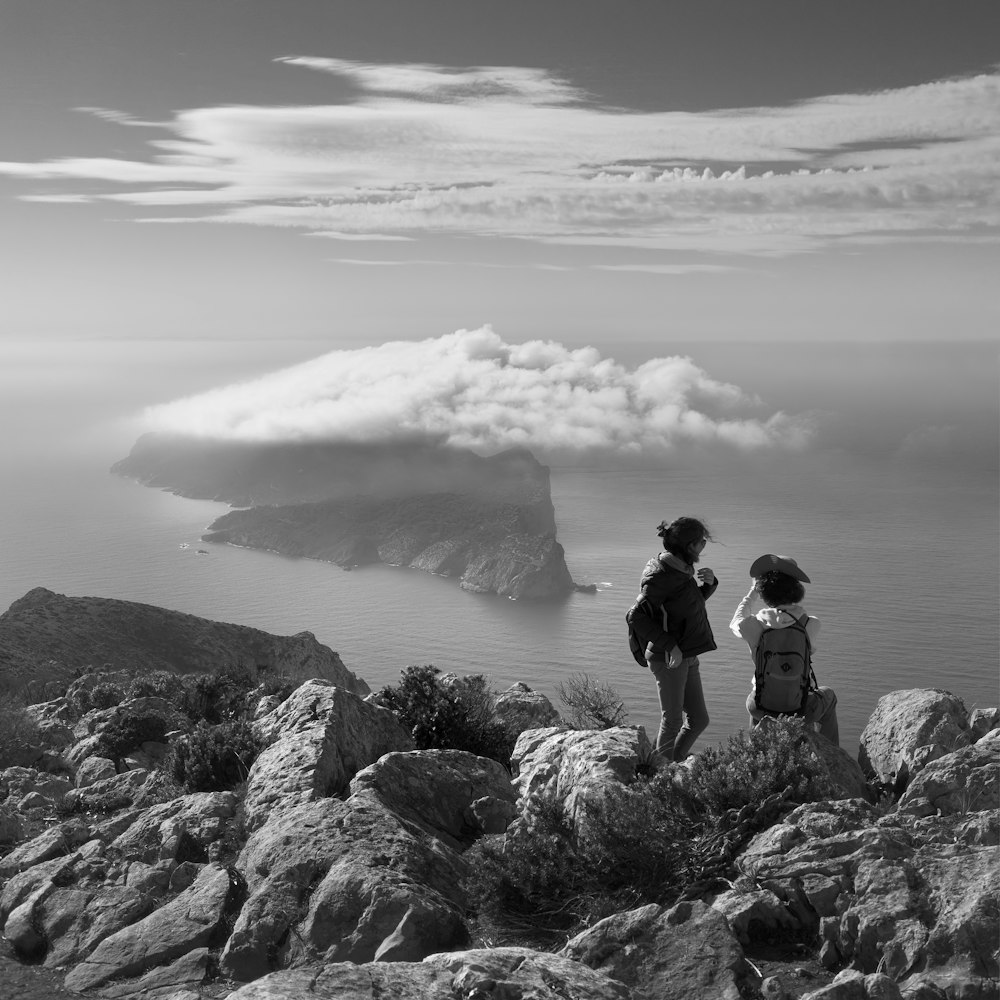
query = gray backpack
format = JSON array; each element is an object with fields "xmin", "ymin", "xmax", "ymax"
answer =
[{"xmin": 753, "ymin": 612, "xmax": 817, "ymax": 715}]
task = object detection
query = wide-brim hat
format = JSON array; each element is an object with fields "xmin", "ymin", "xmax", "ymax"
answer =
[{"xmin": 749, "ymin": 553, "xmax": 811, "ymax": 583}]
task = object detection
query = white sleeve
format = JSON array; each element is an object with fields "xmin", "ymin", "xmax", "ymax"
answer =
[
  {"xmin": 729, "ymin": 589, "xmax": 762, "ymax": 638},
  {"xmin": 806, "ymin": 616, "xmax": 821, "ymax": 651}
]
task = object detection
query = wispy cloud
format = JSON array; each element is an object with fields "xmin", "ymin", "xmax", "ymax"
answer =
[
  {"xmin": 2, "ymin": 59, "xmax": 998, "ymax": 255},
  {"xmin": 142, "ymin": 327, "xmax": 813, "ymax": 460}
]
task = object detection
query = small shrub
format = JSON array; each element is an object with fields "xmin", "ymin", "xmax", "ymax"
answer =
[
  {"xmin": 0, "ymin": 690, "xmax": 41, "ymax": 768},
  {"xmin": 71, "ymin": 679, "xmax": 130, "ymax": 715},
  {"xmin": 166, "ymin": 720, "xmax": 261, "ymax": 793},
  {"xmin": 464, "ymin": 720, "xmax": 835, "ymax": 947},
  {"xmin": 178, "ymin": 663, "xmax": 259, "ymax": 724},
  {"xmin": 557, "ymin": 673, "xmax": 628, "ymax": 730},
  {"xmin": 126, "ymin": 671, "xmax": 180, "ymax": 702},
  {"xmin": 683, "ymin": 718, "xmax": 835, "ymax": 816},
  {"xmin": 464, "ymin": 776, "xmax": 702, "ymax": 944},
  {"xmin": 375, "ymin": 665, "xmax": 516, "ymax": 766},
  {"xmin": 95, "ymin": 709, "xmax": 169, "ymax": 763}
]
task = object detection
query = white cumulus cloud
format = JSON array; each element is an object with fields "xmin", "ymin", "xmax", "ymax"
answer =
[{"xmin": 142, "ymin": 327, "xmax": 813, "ymax": 460}]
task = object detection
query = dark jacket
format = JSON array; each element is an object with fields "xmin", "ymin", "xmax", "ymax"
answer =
[{"xmin": 631, "ymin": 553, "xmax": 718, "ymax": 661}]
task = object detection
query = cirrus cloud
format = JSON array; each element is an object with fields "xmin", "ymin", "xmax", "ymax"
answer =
[{"xmin": 2, "ymin": 59, "xmax": 998, "ymax": 255}]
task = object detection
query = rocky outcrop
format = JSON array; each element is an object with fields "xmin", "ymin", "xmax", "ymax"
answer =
[
  {"xmin": 225, "ymin": 948, "xmax": 635, "ymax": 999},
  {"xmin": 563, "ymin": 899, "xmax": 752, "ymax": 1000},
  {"xmin": 859, "ymin": 689, "xmax": 972, "ymax": 788},
  {"xmin": 243, "ymin": 679, "xmax": 415, "ymax": 832},
  {"xmin": 0, "ymin": 587, "xmax": 369, "ymax": 695},
  {"xmin": 0, "ymin": 674, "xmax": 994, "ymax": 1000}
]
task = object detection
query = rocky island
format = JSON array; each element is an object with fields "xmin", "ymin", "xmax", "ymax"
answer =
[{"xmin": 113, "ymin": 434, "xmax": 578, "ymax": 599}]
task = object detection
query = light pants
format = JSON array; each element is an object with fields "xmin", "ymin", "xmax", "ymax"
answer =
[
  {"xmin": 746, "ymin": 686, "xmax": 840, "ymax": 747},
  {"xmin": 648, "ymin": 656, "xmax": 709, "ymax": 762}
]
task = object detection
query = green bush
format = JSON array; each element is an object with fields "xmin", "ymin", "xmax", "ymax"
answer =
[
  {"xmin": 375, "ymin": 665, "xmax": 516, "ymax": 766},
  {"xmin": 177, "ymin": 663, "xmax": 260, "ymax": 724},
  {"xmin": 682, "ymin": 718, "xmax": 835, "ymax": 817},
  {"xmin": 166, "ymin": 720, "xmax": 261, "ymax": 793},
  {"xmin": 95, "ymin": 709, "xmax": 169, "ymax": 763},
  {"xmin": 126, "ymin": 671, "xmax": 180, "ymax": 702},
  {"xmin": 69, "ymin": 678, "xmax": 130, "ymax": 716}
]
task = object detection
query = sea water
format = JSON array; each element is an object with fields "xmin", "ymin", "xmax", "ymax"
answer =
[{"xmin": 0, "ymin": 337, "xmax": 996, "ymax": 754}]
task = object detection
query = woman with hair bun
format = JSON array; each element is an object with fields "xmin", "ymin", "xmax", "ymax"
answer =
[{"xmin": 631, "ymin": 516, "xmax": 719, "ymax": 761}]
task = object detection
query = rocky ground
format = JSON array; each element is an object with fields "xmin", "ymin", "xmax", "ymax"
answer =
[{"xmin": 0, "ymin": 635, "xmax": 995, "ymax": 999}]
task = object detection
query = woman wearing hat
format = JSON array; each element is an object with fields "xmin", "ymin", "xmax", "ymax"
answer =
[
  {"xmin": 632, "ymin": 516, "xmax": 719, "ymax": 762},
  {"xmin": 729, "ymin": 555, "xmax": 839, "ymax": 745}
]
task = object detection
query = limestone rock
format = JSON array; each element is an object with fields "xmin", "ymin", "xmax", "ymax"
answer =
[
  {"xmin": 562, "ymin": 899, "xmax": 751, "ymax": 1000},
  {"xmin": 224, "ymin": 949, "xmax": 633, "ymax": 999},
  {"xmin": 107, "ymin": 790, "xmax": 238, "ymax": 864},
  {"xmin": 64, "ymin": 767, "xmax": 151, "ymax": 813},
  {"xmin": 723, "ymin": 797, "xmax": 999, "ymax": 996},
  {"xmin": 858, "ymin": 689, "xmax": 972, "ymax": 787},
  {"xmin": 97, "ymin": 946, "xmax": 210, "ymax": 999},
  {"xmin": 494, "ymin": 681, "xmax": 562, "ymax": 732},
  {"xmin": 348, "ymin": 747, "xmax": 517, "ymax": 849},
  {"xmin": 244, "ymin": 680, "xmax": 414, "ymax": 832},
  {"xmin": 63, "ymin": 863, "xmax": 241, "ymax": 992},
  {"xmin": 38, "ymin": 884, "xmax": 158, "ymax": 968},
  {"xmin": 0, "ymin": 818, "xmax": 92, "ymax": 878},
  {"xmin": 222, "ymin": 796, "xmax": 469, "ymax": 978},
  {"xmin": 74, "ymin": 754, "xmax": 117, "ymax": 787},
  {"xmin": 510, "ymin": 725, "xmax": 651, "ymax": 829},
  {"xmin": 896, "ymin": 728, "xmax": 1000, "ymax": 817}
]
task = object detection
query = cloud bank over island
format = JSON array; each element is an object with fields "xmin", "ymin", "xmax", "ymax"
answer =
[
  {"xmin": 2, "ymin": 58, "xmax": 997, "ymax": 256},
  {"xmin": 141, "ymin": 327, "xmax": 813, "ymax": 462}
]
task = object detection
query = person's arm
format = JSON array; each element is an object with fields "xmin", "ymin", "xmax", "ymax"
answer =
[
  {"xmin": 730, "ymin": 586, "xmax": 765, "ymax": 649},
  {"xmin": 805, "ymin": 616, "xmax": 821, "ymax": 651},
  {"xmin": 631, "ymin": 591, "xmax": 683, "ymax": 667}
]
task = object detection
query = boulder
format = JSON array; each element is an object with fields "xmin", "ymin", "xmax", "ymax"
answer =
[
  {"xmin": 494, "ymin": 680, "xmax": 563, "ymax": 733},
  {"xmin": 896, "ymin": 728, "xmax": 1000, "ymax": 818},
  {"xmin": 510, "ymin": 726, "xmax": 651, "ymax": 829},
  {"xmin": 97, "ymin": 946, "xmax": 210, "ymax": 999},
  {"xmin": 0, "ymin": 818, "xmax": 92, "ymax": 878},
  {"xmin": 107, "ymin": 791, "xmax": 238, "ymax": 864},
  {"xmin": 222, "ymin": 795, "xmax": 470, "ymax": 979},
  {"xmin": 244, "ymin": 680, "xmax": 414, "ymax": 832},
  {"xmin": 74, "ymin": 754, "xmax": 117, "ymax": 787},
  {"xmin": 348, "ymin": 748, "xmax": 517, "ymax": 849},
  {"xmin": 63, "ymin": 863, "xmax": 242, "ymax": 992},
  {"xmin": 64, "ymin": 766, "xmax": 151, "ymax": 812},
  {"xmin": 859, "ymin": 689, "xmax": 972, "ymax": 787},
  {"xmin": 38, "ymin": 884, "xmax": 158, "ymax": 968},
  {"xmin": 224, "ymin": 948, "xmax": 633, "ymax": 999},
  {"xmin": 563, "ymin": 899, "xmax": 751, "ymax": 1000}
]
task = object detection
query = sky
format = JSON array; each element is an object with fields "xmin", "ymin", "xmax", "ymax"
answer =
[{"xmin": 2, "ymin": 0, "xmax": 999, "ymax": 352}]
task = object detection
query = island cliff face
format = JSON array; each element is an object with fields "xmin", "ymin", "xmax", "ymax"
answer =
[
  {"xmin": 113, "ymin": 434, "xmax": 577, "ymax": 599},
  {"xmin": 203, "ymin": 492, "xmax": 574, "ymax": 599}
]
